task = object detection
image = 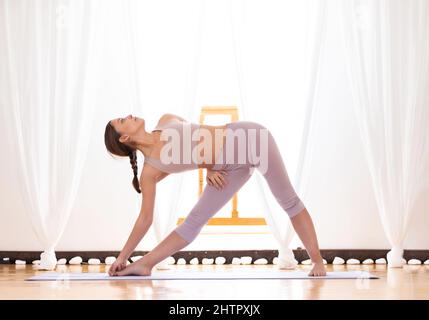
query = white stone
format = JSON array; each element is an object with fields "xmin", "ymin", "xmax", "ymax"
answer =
[
  {"xmin": 300, "ymin": 258, "xmax": 327, "ymax": 265},
  {"xmin": 155, "ymin": 262, "xmax": 171, "ymax": 270},
  {"xmin": 346, "ymin": 258, "xmax": 360, "ymax": 265},
  {"xmin": 362, "ymin": 259, "xmax": 374, "ymax": 265},
  {"xmin": 231, "ymin": 257, "xmax": 241, "ymax": 265},
  {"xmin": 57, "ymin": 258, "xmax": 67, "ymax": 265},
  {"xmin": 32, "ymin": 260, "xmax": 40, "ymax": 265},
  {"xmin": 202, "ymin": 258, "xmax": 214, "ymax": 265},
  {"xmin": 3, "ymin": 257, "xmax": 10, "ymax": 262},
  {"xmin": 69, "ymin": 256, "xmax": 83, "ymax": 265},
  {"xmin": 299, "ymin": 258, "xmax": 327, "ymax": 265},
  {"xmin": 254, "ymin": 258, "xmax": 268, "ymax": 265},
  {"xmin": 215, "ymin": 257, "xmax": 226, "ymax": 265},
  {"xmin": 424, "ymin": 259, "xmax": 429, "ymax": 265},
  {"xmin": 332, "ymin": 257, "xmax": 345, "ymax": 265},
  {"xmin": 104, "ymin": 256, "xmax": 116, "ymax": 265},
  {"xmin": 166, "ymin": 257, "xmax": 175, "ymax": 265},
  {"xmin": 375, "ymin": 258, "xmax": 387, "ymax": 265},
  {"xmin": 130, "ymin": 256, "xmax": 142, "ymax": 262},
  {"xmin": 126, "ymin": 260, "xmax": 131, "ymax": 265},
  {"xmin": 407, "ymin": 259, "xmax": 422, "ymax": 265},
  {"xmin": 190, "ymin": 258, "xmax": 199, "ymax": 265},
  {"xmin": 88, "ymin": 258, "xmax": 101, "ymax": 265},
  {"xmin": 240, "ymin": 256, "xmax": 252, "ymax": 265},
  {"xmin": 177, "ymin": 258, "xmax": 186, "ymax": 265},
  {"xmin": 15, "ymin": 260, "xmax": 26, "ymax": 265},
  {"xmin": 272, "ymin": 257, "xmax": 279, "ymax": 265}
]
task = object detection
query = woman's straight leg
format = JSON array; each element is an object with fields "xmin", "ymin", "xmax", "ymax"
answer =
[{"xmin": 174, "ymin": 165, "xmax": 254, "ymax": 243}]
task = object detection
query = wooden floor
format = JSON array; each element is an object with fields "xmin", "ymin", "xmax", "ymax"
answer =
[{"xmin": 1, "ymin": 263, "xmax": 428, "ymax": 300}]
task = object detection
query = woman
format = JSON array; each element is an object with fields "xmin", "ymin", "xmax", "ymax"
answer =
[{"xmin": 104, "ymin": 113, "xmax": 326, "ymax": 277}]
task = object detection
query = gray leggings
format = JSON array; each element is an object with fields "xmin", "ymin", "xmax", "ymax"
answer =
[{"xmin": 174, "ymin": 121, "xmax": 305, "ymax": 243}]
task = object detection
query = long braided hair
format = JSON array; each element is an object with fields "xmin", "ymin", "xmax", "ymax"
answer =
[{"xmin": 104, "ymin": 121, "xmax": 141, "ymax": 193}]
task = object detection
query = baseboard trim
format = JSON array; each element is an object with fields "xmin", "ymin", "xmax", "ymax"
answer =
[{"xmin": 1, "ymin": 249, "xmax": 428, "ymax": 264}]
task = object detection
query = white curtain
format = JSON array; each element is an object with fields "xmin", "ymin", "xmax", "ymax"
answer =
[
  {"xmin": 119, "ymin": 0, "xmax": 206, "ymax": 268},
  {"xmin": 151, "ymin": 0, "xmax": 206, "ymax": 269},
  {"xmin": 0, "ymin": 0, "xmax": 100, "ymax": 270},
  {"xmin": 229, "ymin": 0, "xmax": 327, "ymax": 268},
  {"xmin": 339, "ymin": 0, "xmax": 429, "ymax": 267}
]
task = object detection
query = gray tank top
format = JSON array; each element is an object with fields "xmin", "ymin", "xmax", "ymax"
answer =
[{"xmin": 144, "ymin": 121, "xmax": 201, "ymax": 173}]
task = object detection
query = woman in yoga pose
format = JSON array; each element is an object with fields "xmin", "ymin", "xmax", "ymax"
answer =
[{"xmin": 104, "ymin": 113, "xmax": 326, "ymax": 277}]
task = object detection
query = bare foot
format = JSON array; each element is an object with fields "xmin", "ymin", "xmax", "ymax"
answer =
[{"xmin": 114, "ymin": 260, "xmax": 153, "ymax": 276}]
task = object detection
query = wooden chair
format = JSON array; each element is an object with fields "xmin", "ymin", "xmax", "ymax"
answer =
[{"xmin": 177, "ymin": 106, "xmax": 266, "ymax": 226}]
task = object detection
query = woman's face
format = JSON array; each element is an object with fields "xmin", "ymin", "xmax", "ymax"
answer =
[{"xmin": 110, "ymin": 114, "xmax": 145, "ymax": 138}]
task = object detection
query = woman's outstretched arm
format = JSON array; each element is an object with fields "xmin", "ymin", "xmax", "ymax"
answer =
[
  {"xmin": 121, "ymin": 173, "xmax": 156, "ymax": 256},
  {"xmin": 109, "ymin": 165, "xmax": 169, "ymax": 275},
  {"xmin": 117, "ymin": 214, "xmax": 153, "ymax": 262}
]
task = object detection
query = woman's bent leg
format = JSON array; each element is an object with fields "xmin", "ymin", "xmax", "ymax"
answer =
[
  {"xmin": 256, "ymin": 129, "xmax": 325, "ymax": 275},
  {"xmin": 257, "ymin": 130, "xmax": 305, "ymax": 217}
]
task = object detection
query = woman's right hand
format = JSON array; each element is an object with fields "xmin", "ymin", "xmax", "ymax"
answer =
[{"xmin": 108, "ymin": 257, "xmax": 128, "ymax": 276}]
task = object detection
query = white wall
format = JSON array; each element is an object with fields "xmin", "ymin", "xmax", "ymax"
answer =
[{"xmin": 0, "ymin": 0, "xmax": 428, "ymax": 252}]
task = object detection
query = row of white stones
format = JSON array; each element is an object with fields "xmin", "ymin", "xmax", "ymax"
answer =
[{"xmin": 6, "ymin": 256, "xmax": 429, "ymax": 266}]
